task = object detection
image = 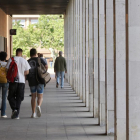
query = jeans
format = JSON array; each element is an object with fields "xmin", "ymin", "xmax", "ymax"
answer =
[
  {"xmin": 56, "ymin": 71, "xmax": 65, "ymax": 88},
  {"xmin": 30, "ymin": 84, "xmax": 44, "ymax": 94},
  {"xmin": 0, "ymin": 83, "xmax": 9, "ymax": 116},
  {"xmin": 8, "ymin": 82, "xmax": 25, "ymax": 116}
]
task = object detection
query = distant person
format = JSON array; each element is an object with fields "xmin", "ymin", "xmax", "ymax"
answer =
[
  {"xmin": 54, "ymin": 51, "xmax": 67, "ymax": 89},
  {"xmin": 0, "ymin": 52, "xmax": 9, "ymax": 118},
  {"xmin": 6, "ymin": 48, "xmax": 30, "ymax": 119},
  {"xmin": 37, "ymin": 53, "xmax": 40, "ymax": 57},
  {"xmin": 40, "ymin": 54, "xmax": 48, "ymax": 67},
  {"xmin": 49, "ymin": 58, "xmax": 53, "ymax": 68},
  {"xmin": 27, "ymin": 49, "xmax": 48, "ymax": 118}
]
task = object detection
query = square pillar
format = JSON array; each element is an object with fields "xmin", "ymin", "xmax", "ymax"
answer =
[
  {"xmin": 93, "ymin": 0, "xmax": 99, "ymax": 118},
  {"xmin": 128, "ymin": 0, "xmax": 140, "ymax": 139},
  {"xmin": 82, "ymin": 0, "xmax": 86, "ymax": 104},
  {"xmin": 115, "ymin": 0, "xmax": 126, "ymax": 139},
  {"xmin": 106, "ymin": 0, "xmax": 114, "ymax": 135},
  {"xmin": 85, "ymin": 0, "xmax": 89, "ymax": 109},
  {"xmin": 99, "ymin": 0, "xmax": 106, "ymax": 126}
]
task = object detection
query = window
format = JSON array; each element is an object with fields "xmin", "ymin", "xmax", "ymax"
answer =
[
  {"xmin": 31, "ymin": 19, "xmax": 38, "ymax": 24},
  {"xmin": 17, "ymin": 19, "xmax": 26, "ymax": 28},
  {"xmin": 12, "ymin": 20, "xmax": 16, "ymax": 25}
]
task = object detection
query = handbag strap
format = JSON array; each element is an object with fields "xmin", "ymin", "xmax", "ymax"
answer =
[{"xmin": 38, "ymin": 58, "xmax": 41, "ymax": 66}]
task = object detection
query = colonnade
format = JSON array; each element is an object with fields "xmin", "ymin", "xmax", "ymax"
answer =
[{"xmin": 64, "ymin": 0, "xmax": 140, "ymax": 140}]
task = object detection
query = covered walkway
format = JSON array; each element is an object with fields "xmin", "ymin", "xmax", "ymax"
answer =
[
  {"xmin": 0, "ymin": 0, "xmax": 140, "ymax": 140},
  {"xmin": 0, "ymin": 74, "xmax": 113, "ymax": 140}
]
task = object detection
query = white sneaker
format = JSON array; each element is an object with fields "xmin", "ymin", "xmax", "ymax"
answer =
[
  {"xmin": 36, "ymin": 106, "xmax": 41, "ymax": 117},
  {"xmin": 1, "ymin": 115, "xmax": 7, "ymax": 118},
  {"xmin": 31, "ymin": 113, "xmax": 36, "ymax": 118},
  {"xmin": 14, "ymin": 116, "xmax": 20, "ymax": 120}
]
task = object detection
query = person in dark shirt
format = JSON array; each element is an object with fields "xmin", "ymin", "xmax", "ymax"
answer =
[
  {"xmin": 27, "ymin": 48, "xmax": 48, "ymax": 118},
  {"xmin": 40, "ymin": 53, "xmax": 48, "ymax": 66},
  {"xmin": 54, "ymin": 51, "xmax": 67, "ymax": 89}
]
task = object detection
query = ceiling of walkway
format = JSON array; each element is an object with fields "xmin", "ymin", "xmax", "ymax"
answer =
[{"xmin": 0, "ymin": 0, "xmax": 69, "ymax": 15}]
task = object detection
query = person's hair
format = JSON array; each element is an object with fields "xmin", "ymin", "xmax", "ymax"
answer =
[
  {"xmin": 59, "ymin": 51, "xmax": 63, "ymax": 56},
  {"xmin": 0, "ymin": 52, "xmax": 7, "ymax": 61},
  {"xmin": 30, "ymin": 48, "xmax": 37, "ymax": 57},
  {"xmin": 16, "ymin": 48, "xmax": 23, "ymax": 54},
  {"xmin": 37, "ymin": 53, "xmax": 40, "ymax": 57},
  {"xmin": 40, "ymin": 54, "xmax": 43, "ymax": 57}
]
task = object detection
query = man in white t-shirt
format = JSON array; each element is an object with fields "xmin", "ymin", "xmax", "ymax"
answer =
[{"xmin": 6, "ymin": 48, "xmax": 30, "ymax": 119}]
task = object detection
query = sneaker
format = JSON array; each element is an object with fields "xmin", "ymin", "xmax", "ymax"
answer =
[
  {"xmin": 36, "ymin": 106, "xmax": 41, "ymax": 117},
  {"xmin": 11, "ymin": 111, "xmax": 14, "ymax": 119},
  {"xmin": 31, "ymin": 113, "xmax": 36, "ymax": 118},
  {"xmin": 14, "ymin": 116, "xmax": 20, "ymax": 120},
  {"xmin": 1, "ymin": 115, "xmax": 7, "ymax": 118},
  {"xmin": 56, "ymin": 82, "xmax": 59, "ymax": 88},
  {"xmin": 12, "ymin": 110, "xmax": 18, "ymax": 119}
]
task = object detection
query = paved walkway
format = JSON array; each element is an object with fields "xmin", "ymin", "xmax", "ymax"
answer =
[{"xmin": 0, "ymin": 73, "xmax": 114, "ymax": 140}]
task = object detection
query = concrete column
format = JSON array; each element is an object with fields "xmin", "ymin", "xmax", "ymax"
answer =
[
  {"xmin": 69, "ymin": 0, "xmax": 72, "ymax": 87},
  {"xmin": 74, "ymin": 0, "xmax": 76, "ymax": 91},
  {"xmin": 128, "ymin": 0, "xmax": 140, "ymax": 140},
  {"xmin": 93, "ymin": 0, "xmax": 99, "ymax": 118},
  {"xmin": 85, "ymin": 0, "xmax": 89, "ymax": 109},
  {"xmin": 67, "ymin": 5, "xmax": 70, "ymax": 83},
  {"xmin": 82, "ymin": 0, "xmax": 86, "ymax": 104},
  {"xmin": 99, "ymin": 0, "xmax": 106, "ymax": 126},
  {"xmin": 73, "ymin": 0, "xmax": 76, "ymax": 90},
  {"xmin": 89, "ymin": 0, "xmax": 93, "ymax": 113},
  {"xmin": 79, "ymin": 0, "xmax": 83, "ymax": 100},
  {"xmin": 115, "ymin": 0, "xmax": 126, "ymax": 140},
  {"xmin": 64, "ymin": 13, "xmax": 68, "ymax": 80},
  {"xmin": 71, "ymin": 0, "xmax": 74, "ymax": 88},
  {"xmin": 106, "ymin": 0, "xmax": 114, "ymax": 135},
  {"xmin": 77, "ymin": 0, "xmax": 80, "ymax": 96},
  {"xmin": 75, "ymin": 0, "xmax": 78, "ymax": 93}
]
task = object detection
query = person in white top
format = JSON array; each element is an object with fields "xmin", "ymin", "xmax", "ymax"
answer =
[
  {"xmin": 6, "ymin": 48, "xmax": 30, "ymax": 119},
  {"xmin": 0, "ymin": 52, "xmax": 9, "ymax": 118}
]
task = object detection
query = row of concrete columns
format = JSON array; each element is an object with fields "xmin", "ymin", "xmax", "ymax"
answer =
[{"xmin": 64, "ymin": 0, "xmax": 140, "ymax": 140}]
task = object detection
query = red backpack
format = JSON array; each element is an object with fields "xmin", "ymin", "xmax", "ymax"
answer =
[{"xmin": 7, "ymin": 57, "xmax": 18, "ymax": 83}]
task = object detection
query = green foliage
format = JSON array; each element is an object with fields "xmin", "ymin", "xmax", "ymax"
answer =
[{"xmin": 12, "ymin": 15, "xmax": 64, "ymax": 57}]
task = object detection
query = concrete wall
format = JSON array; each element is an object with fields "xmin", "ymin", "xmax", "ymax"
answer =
[{"xmin": 0, "ymin": 9, "xmax": 12, "ymax": 59}]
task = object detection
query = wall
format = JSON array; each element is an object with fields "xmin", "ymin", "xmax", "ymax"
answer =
[
  {"xmin": 7, "ymin": 15, "xmax": 12, "ymax": 58},
  {"xmin": 0, "ymin": 9, "xmax": 12, "ymax": 59}
]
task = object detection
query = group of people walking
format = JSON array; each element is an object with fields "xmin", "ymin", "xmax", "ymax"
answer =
[{"xmin": 0, "ymin": 48, "xmax": 67, "ymax": 119}]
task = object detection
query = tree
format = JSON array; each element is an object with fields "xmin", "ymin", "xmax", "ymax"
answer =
[{"xmin": 12, "ymin": 15, "xmax": 64, "ymax": 58}]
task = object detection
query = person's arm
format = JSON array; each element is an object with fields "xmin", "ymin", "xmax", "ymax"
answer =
[
  {"xmin": 54, "ymin": 58, "xmax": 57, "ymax": 73},
  {"xmin": 6, "ymin": 58, "xmax": 12, "ymax": 71},
  {"xmin": 64, "ymin": 58, "xmax": 67, "ymax": 73},
  {"xmin": 40, "ymin": 58, "xmax": 48, "ymax": 71},
  {"xmin": 24, "ymin": 60, "xmax": 31, "ymax": 76},
  {"xmin": 45, "ymin": 65, "xmax": 48, "ymax": 71},
  {"xmin": 24, "ymin": 70, "xmax": 29, "ymax": 75}
]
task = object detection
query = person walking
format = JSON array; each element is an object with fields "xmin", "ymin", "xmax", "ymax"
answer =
[
  {"xmin": 40, "ymin": 53, "xmax": 48, "ymax": 67},
  {"xmin": 6, "ymin": 48, "xmax": 30, "ymax": 119},
  {"xmin": 27, "ymin": 49, "xmax": 48, "ymax": 118},
  {"xmin": 54, "ymin": 51, "xmax": 67, "ymax": 89},
  {"xmin": 0, "ymin": 52, "xmax": 9, "ymax": 118}
]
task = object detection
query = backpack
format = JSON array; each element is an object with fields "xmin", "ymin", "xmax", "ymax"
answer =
[
  {"xmin": 28, "ymin": 59, "xmax": 37, "ymax": 78},
  {"xmin": 36, "ymin": 58, "xmax": 51, "ymax": 86},
  {"xmin": 0, "ymin": 64, "xmax": 7, "ymax": 83},
  {"xmin": 7, "ymin": 57, "xmax": 18, "ymax": 83}
]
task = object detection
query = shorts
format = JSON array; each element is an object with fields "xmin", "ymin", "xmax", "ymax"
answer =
[{"xmin": 30, "ymin": 84, "xmax": 44, "ymax": 94}]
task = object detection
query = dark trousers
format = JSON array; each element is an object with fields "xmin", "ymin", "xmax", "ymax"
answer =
[{"xmin": 8, "ymin": 82, "xmax": 25, "ymax": 115}]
